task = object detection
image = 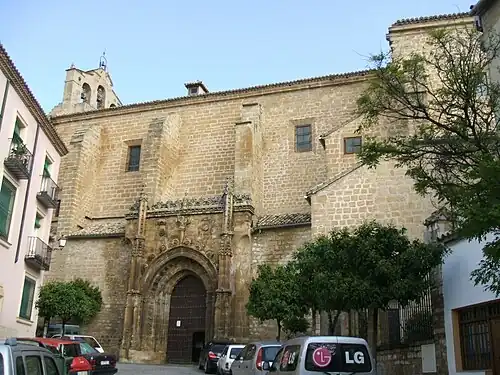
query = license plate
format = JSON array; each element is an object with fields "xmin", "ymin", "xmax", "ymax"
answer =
[{"xmin": 101, "ymin": 360, "xmax": 110, "ymax": 365}]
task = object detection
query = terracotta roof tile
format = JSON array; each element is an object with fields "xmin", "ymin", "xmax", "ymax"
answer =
[
  {"xmin": 51, "ymin": 70, "xmax": 374, "ymax": 120},
  {"xmin": 68, "ymin": 220, "xmax": 125, "ymax": 238},
  {"xmin": 392, "ymin": 12, "xmax": 470, "ymax": 26},
  {"xmin": 255, "ymin": 213, "xmax": 311, "ymax": 229},
  {"xmin": 0, "ymin": 43, "xmax": 68, "ymax": 156}
]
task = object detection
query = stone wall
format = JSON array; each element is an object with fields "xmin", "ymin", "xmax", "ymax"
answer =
[
  {"xmin": 48, "ymin": 235, "xmax": 131, "ymax": 355},
  {"xmin": 249, "ymin": 224, "xmax": 311, "ymax": 339}
]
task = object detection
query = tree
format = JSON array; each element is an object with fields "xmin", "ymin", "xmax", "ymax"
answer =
[
  {"xmin": 292, "ymin": 233, "xmax": 354, "ymax": 335},
  {"xmin": 293, "ymin": 221, "xmax": 447, "ymax": 356},
  {"xmin": 36, "ymin": 279, "xmax": 103, "ymax": 333},
  {"xmin": 70, "ymin": 278, "xmax": 103, "ymax": 320},
  {"xmin": 282, "ymin": 316, "xmax": 309, "ymax": 339},
  {"xmin": 356, "ymin": 26, "xmax": 500, "ymax": 294},
  {"xmin": 246, "ymin": 263, "xmax": 307, "ymax": 340}
]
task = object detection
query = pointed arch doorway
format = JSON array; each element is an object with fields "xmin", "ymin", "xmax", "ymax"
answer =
[{"xmin": 167, "ymin": 274, "xmax": 207, "ymax": 363}]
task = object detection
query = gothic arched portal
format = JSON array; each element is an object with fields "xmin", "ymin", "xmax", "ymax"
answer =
[{"xmin": 167, "ymin": 275, "xmax": 207, "ymax": 363}]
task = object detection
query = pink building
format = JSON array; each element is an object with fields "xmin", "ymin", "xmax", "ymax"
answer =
[{"xmin": 0, "ymin": 44, "xmax": 67, "ymax": 336}]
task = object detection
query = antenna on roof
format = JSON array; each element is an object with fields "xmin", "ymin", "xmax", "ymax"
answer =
[{"xmin": 99, "ymin": 50, "xmax": 107, "ymax": 71}]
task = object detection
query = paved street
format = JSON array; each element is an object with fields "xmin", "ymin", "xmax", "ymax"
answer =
[{"xmin": 117, "ymin": 363, "xmax": 200, "ymax": 375}]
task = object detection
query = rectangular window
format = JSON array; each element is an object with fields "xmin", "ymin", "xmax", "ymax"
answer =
[
  {"xmin": 127, "ymin": 145, "xmax": 141, "ymax": 172},
  {"xmin": 304, "ymin": 342, "xmax": 372, "ymax": 373},
  {"xmin": 457, "ymin": 303, "xmax": 496, "ymax": 370},
  {"xmin": 295, "ymin": 125, "xmax": 312, "ymax": 152},
  {"xmin": 15, "ymin": 356, "xmax": 26, "ymax": 375},
  {"xmin": 24, "ymin": 355, "xmax": 42, "ymax": 375},
  {"xmin": 19, "ymin": 276, "xmax": 36, "ymax": 320},
  {"xmin": 344, "ymin": 136, "xmax": 362, "ymax": 154},
  {"xmin": 0, "ymin": 178, "xmax": 16, "ymax": 240}
]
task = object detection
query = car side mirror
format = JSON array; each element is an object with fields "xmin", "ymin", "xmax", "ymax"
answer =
[{"xmin": 262, "ymin": 362, "xmax": 270, "ymax": 371}]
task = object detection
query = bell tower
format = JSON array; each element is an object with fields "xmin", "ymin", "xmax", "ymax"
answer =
[{"xmin": 49, "ymin": 52, "xmax": 122, "ymax": 117}]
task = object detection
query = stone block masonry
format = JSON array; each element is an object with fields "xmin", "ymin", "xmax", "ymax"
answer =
[{"xmin": 45, "ymin": 13, "xmax": 473, "ymax": 370}]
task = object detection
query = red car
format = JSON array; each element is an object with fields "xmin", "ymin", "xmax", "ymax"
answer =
[{"xmin": 16, "ymin": 337, "xmax": 92, "ymax": 374}]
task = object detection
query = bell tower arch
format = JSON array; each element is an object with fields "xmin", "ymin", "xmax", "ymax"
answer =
[{"xmin": 49, "ymin": 52, "xmax": 122, "ymax": 116}]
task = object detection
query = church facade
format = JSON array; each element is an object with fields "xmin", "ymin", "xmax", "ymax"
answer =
[{"xmin": 46, "ymin": 14, "xmax": 472, "ymax": 364}]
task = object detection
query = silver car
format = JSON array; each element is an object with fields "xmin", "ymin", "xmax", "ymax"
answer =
[
  {"xmin": 0, "ymin": 337, "xmax": 65, "ymax": 374},
  {"xmin": 231, "ymin": 341, "xmax": 282, "ymax": 375}
]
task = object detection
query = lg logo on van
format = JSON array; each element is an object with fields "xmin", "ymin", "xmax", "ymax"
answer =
[{"xmin": 345, "ymin": 351, "xmax": 365, "ymax": 364}]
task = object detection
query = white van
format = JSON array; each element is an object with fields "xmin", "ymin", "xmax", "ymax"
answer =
[{"xmin": 264, "ymin": 336, "xmax": 375, "ymax": 375}]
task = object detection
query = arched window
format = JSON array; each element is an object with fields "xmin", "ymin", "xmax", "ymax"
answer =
[
  {"xmin": 96, "ymin": 85, "xmax": 106, "ymax": 109},
  {"xmin": 109, "ymin": 103, "xmax": 116, "ymax": 108},
  {"xmin": 81, "ymin": 83, "xmax": 91, "ymax": 104}
]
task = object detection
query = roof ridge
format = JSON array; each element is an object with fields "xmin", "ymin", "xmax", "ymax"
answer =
[
  {"xmin": 392, "ymin": 12, "xmax": 471, "ymax": 27},
  {"xmin": 306, "ymin": 162, "xmax": 364, "ymax": 198},
  {"xmin": 51, "ymin": 69, "xmax": 375, "ymax": 120}
]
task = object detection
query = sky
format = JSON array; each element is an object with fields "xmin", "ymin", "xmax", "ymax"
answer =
[{"xmin": 0, "ymin": 0, "xmax": 474, "ymax": 113}]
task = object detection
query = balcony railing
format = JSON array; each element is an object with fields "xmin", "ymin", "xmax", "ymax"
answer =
[
  {"xmin": 4, "ymin": 137, "xmax": 33, "ymax": 179},
  {"xmin": 25, "ymin": 236, "xmax": 52, "ymax": 271},
  {"xmin": 37, "ymin": 174, "xmax": 60, "ymax": 209}
]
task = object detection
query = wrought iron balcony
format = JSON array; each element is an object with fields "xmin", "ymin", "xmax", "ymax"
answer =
[
  {"xmin": 37, "ymin": 174, "xmax": 60, "ymax": 209},
  {"xmin": 4, "ymin": 137, "xmax": 33, "ymax": 179},
  {"xmin": 25, "ymin": 236, "xmax": 52, "ymax": 271}
]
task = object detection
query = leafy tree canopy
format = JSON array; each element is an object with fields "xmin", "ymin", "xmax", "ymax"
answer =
[
  {"xmin": 246, "ymin": 263, "xmax": 307, "ymax": 340},
  {"xmin": 36, "ymin": 279, "xmax": 103, "ymax": 326},
  {"xmin": 293, "ymin": 221, "xmax": 447, "ymax": 312},
  {"xmin": 356, "ymin": 26, "xmax": 500, "ymax": 294}
]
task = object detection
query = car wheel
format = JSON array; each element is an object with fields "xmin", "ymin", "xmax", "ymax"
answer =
[{"xmin": 204, "ymin": 359, "xmax": 210, "ymax": 374}]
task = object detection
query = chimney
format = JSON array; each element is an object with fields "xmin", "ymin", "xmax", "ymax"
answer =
[{"xmin": 185, "ymin": 81, "xmax": 209, "ymax": 96}]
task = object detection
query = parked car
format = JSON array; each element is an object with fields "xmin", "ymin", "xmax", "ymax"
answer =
[
  {"xmin": 15, "ymin": 337, "xmax": 93, "ymax": 374},
  {"xmin": 76, "ymin": 340, "xmax": 118, "ymax": 375},
  {"xmin": 53, "ymin": 334, "xmax": 104, "ymax": 353},
  {"xmin": 46, "ymin": 324, "xmax": 80, "ymax": 337},
  {"xmin": 230, "ymin": 341, "xmax": 282, "ymax": 375},
  {"xmin": 217, "ymin": 344, "xmax": 245, "ymax": 375},
  {"xmin": 199, "ymin": 340, "xmax": 234, "ymax": 373},
  {"xmin": 2, "ymin": 337, "xmax": 91, "ymax": 375},
  {"xmin": 264, "ymin": 335, "xmax": 375, "ymax": 375}
]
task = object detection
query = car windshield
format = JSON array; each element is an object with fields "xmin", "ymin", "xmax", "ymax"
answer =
[
  {"xmin": 80, "ymin": 342, "xmax": 99, "ymax": 354},
  {"xmin": 304, "ymin": 342, "xmax": 372, "ymax": 373},
  {"xmin": 62, "ymin": 343, "xmax": 80, "ymax": 357},
  {"xmin": 263, "ymin": 346, "xmax": 281, "ymax": 362},
  {"xmin": 229, "ymin": 348, "xmax": 243, "ymax": 359},
  {"xmin": 0, "ymin": 353, "xmax": 4, "ymax": 375},
  {"xmin": 82, "ymin": 337, "xmax": 99, "ymax": 348},
  {"xmin": 211, "ymin": 344, "xmax": 227, "ymax": 354}
]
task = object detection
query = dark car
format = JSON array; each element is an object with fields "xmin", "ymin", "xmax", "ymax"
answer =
[
  {"xmin": 76, "ymin": 341, "xmax": 117, "ymax": 374},
  {"xmin": 199, "ymin": 340, "xmax": 234, "ymax": 374}
]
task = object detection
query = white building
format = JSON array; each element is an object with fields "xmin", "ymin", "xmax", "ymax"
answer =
[
  {"xmin": 441, "ymin": 233, "xmax": 499, "ymax": 375},
  {"xmin": 0, "ymin": 43, "xmax": 68, "ymax": 336}
]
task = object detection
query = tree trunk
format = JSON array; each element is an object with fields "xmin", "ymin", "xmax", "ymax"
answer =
[
  {"xmin": 328, "ymin": 310, "xmax": 342, "ymax": 335},
  {"xmin": 61, "ymin": 320, "xmax": 66, "ymax": 336},
  {"xmin": 276, "ymin": 320, "xmax": 281, "ymax": 341}
]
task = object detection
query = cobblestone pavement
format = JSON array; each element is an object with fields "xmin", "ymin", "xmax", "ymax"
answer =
[{"xmin": 117, "ymin": 363, "xmax": 201, "ymax": 374}]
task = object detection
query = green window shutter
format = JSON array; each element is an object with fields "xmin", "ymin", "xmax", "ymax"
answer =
[
  {"xmin": 19, "ymin": 277, "xmax": 36, "ymax": 320},
  {"xmin": 0, "ymin": 179, "xmax": 15, "ymax": 238},
  {"xmin": 34, "ymin": 216, "xmax": 41, "ymax": 229},
  {"xmin": 43, "ymin": 158, "xmax": 51, "ymax": 177},
  {"xmin": 14, "ymin": 119, "xmax": 21, "ymax": 136}
]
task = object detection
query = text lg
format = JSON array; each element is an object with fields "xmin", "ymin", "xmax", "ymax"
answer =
[{"xmin": 345, "ymin": 351, "xmax": 364, "ymax": 364}]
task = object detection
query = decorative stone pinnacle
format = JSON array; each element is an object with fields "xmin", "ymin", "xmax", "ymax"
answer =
[{"xmin": 139, "ymin": 183, "xmax": 148, "ymax": 201}]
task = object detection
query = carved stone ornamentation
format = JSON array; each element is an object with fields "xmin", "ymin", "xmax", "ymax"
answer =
[{"xmin": 158, "ymin": 228, "xmax": 166, "ymax": 237}]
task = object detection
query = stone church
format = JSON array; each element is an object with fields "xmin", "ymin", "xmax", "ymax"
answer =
[{"xmin": 46, "ymin": 13, "xmax": 471, "ymax": 364}]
